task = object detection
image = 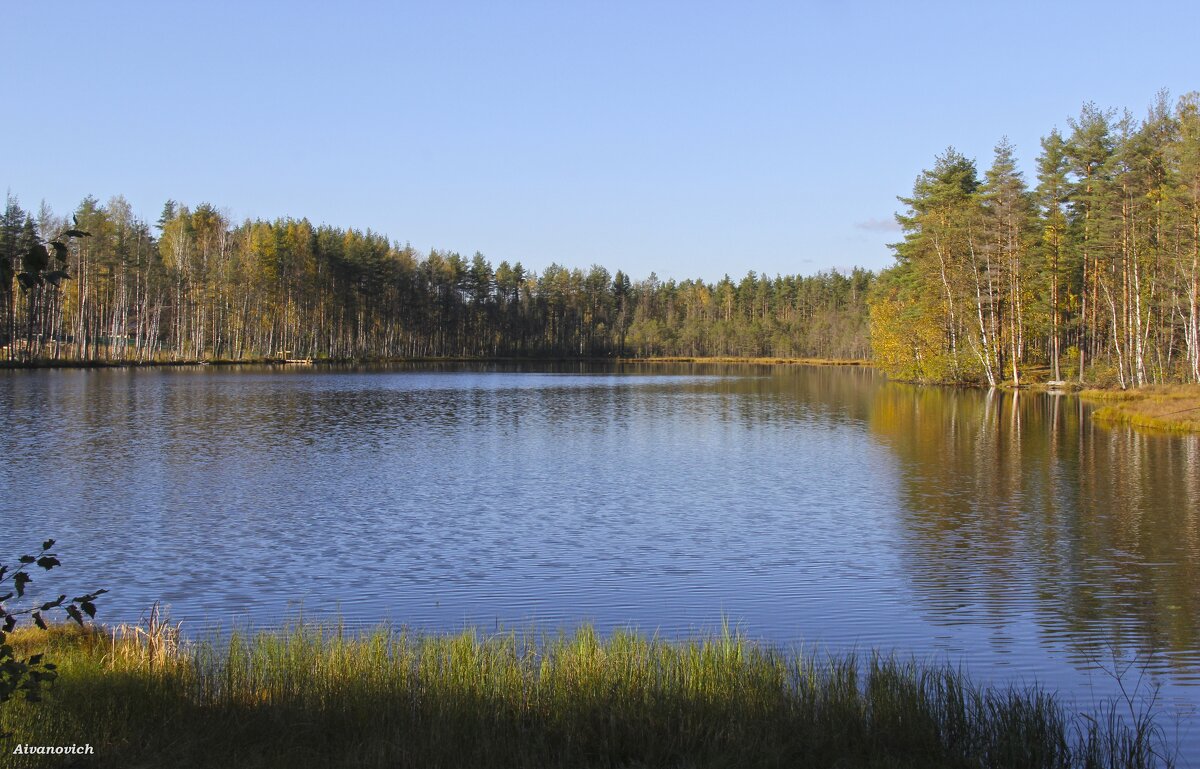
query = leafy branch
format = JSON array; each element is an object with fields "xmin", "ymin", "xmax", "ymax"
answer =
[{"xmin": 0, "ymin": 539, "xmax": 105, "ymax": 717}]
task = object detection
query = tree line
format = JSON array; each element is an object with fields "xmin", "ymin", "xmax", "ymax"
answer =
[
  {"xmin": 0, "ymin": 196, "xmax": 871, "ymax": 363},
  {"xmin": 872, "ymin": 91, "xmax": 1200, "ymax": 387},
  {"xmin": 12, "ymin": 91, "xmax": 1189, "ymax": 383}
]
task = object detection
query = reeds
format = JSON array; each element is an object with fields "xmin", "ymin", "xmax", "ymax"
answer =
[{"xmin": 0, "ymin": 621, "xmax": 1174, "ymax": 768}]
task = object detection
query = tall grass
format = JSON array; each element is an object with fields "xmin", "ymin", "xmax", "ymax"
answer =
[{"xmin": 0, "ymin": 621, "xmax": 1174, "ymax": 768}]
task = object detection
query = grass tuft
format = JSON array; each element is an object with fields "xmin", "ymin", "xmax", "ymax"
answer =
[
  {"xmin": 1083, "ymin": 384, "xmax": 1200, "ymax": 433},
  {"xmin": 0, "ymin": 621, "xmax": 1175, "ymax": 768}
]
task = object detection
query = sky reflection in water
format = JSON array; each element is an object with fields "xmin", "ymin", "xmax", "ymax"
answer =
[{"xmin": 1, "ymin": 363, "xmax": 1198, "ymax": 749}]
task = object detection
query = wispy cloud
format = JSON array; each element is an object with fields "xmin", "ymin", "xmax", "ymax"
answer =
[{"xmin": 854, "ymin": 217, "xmax": 900, "ymax": 233}]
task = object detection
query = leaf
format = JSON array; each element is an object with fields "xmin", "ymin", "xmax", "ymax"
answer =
[
  {"xmin": 48, "ymin": 241, "xmax": 68, "ymax": 261},
  {"xmin": 41, "ymin": 539, "xmax": 55, "ymax": 552},
  {"xmin": 32, "ymin": 612, "xmax": 46, "ymax": 630},
  {"xmin": 38, "ymin": 595, "xmax": 65, "ymax": 611},
  {"xmin": 80, "ymin": 601, "xmax": 96, "ymax": 619},
  {"xmin": 63, "ymin": 229, "xmax": 91, "ymax": 238},
  {"xmin": 14, "ymin": 573, "xmax": 30, "ymax": 598},
  {"xmin": 36, "ymin": 556, "xmax": 61, "ymax": 570},
  {"xmin": 25, "ymin": 243, "xmax": 49, "ymax": 272},
  {"xmin": 18, "ymin": 556, "xmax": 35, "ymax": 565},
  {"xmin": 44, "ymin": 270, "xmax": 71, "ymax": 287},
  {"xmin": 0, "ymin": 592, "xmax": 12, "ymax": 603},
  {"xmin": 28, "ymin": 654, "xmax": 42, "ymax": 666},
  {"xmin": 65, "ymin": 605, "xmax": 83, "ymax": 626},
  {"xmin": 3, "ymin": 616, "xmax": 14, "ymax": 632}
]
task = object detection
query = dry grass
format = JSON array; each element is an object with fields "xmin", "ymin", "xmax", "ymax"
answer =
[{"xmin": 1083, "ymin": 384, "xmax": 1200, "ymax": 432}]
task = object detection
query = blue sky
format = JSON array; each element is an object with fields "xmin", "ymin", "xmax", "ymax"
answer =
[{"xmin": 3, "ymin": 1, "xmax": 1197, "ymax": 282}]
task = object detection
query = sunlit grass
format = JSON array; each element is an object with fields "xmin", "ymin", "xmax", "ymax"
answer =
[
  {"xmin": 0, "ymin": 621, "xmax": 1174, "ymax": 768},
  {"xmin": 1083, "ymin": 384, "xmax": 1200, "ymax": 433}
]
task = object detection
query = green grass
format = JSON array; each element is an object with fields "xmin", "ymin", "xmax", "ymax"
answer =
[
  {"xmin": 0, "ymin": 622, "xmax": 1174, "ymax": 768},
  {"xmin": 1083, "ymin": 384, "xmax": 1200, "ymax": 433}
]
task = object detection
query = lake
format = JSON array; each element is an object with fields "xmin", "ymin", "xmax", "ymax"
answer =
[{"xmin": 2, "ymin": 363, "xmax": 1198, "ymax": 753}]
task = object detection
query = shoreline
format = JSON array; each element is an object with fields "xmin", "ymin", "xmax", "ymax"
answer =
[
  {"xmin": 0, "ymin": 355, "xmax": 870, "ymax": 370},
  {"xmin": 1, "ymin": 621, "xmax": 1174, "ymax": 768},
  {"xmin": 1081, "ymin": 385, "xmax": 1200, "ymax": 433},
  {"xmin": 7, "ymin": 356, "xmax": 1198, "ymax": 432}
]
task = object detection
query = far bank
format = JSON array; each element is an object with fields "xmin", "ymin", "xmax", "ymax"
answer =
[{"xmin": 0, "ymin": 354, "xmax": 869, "ymax": 370}]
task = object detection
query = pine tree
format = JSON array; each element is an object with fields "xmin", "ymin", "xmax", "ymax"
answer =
[
  {"xmin": 894, "ymin": 148, "xmax": 982, "ymax": 382},
  {"xmin": 1035, "ymin": 130, "xmax": 1072, "ymax": 381}
]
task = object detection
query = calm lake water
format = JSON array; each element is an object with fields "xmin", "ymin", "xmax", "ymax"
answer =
[{"xmin": 2, "ymin": 363, "xmax": 1199, "ymax": 753}]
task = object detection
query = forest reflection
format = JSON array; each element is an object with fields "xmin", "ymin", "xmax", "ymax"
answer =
[
  {"xmin": 6, "ymin": 362, "xmax": 1197, "ymax": 685},
  {"xmin": 869, "ymin": 383, "xmax": 1200, "ymax": 673}
]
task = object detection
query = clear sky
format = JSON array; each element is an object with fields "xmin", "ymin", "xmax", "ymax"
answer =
[{"xmin": 3, "ymin": 1, "xmax": 1197, "ymax": 283}]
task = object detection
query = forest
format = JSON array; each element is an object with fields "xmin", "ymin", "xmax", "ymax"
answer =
[
  {"xmin": 6, "ymin": 90, "xmax": 1199, "ymax": 388},
  {"xmin": 873, "ymin": 91, "xmax": 1200, "ymax": 387},
  {"xmin": 0, "ymin": 196, "xmax": 870, "ymax": 364}
]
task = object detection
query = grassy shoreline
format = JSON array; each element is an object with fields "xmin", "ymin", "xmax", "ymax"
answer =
[
  {"xmin": 0, "ymin": 622, "xmax": 1173, "ymax": 768},
  {"xmin": 1082, "ymin": 385, "xmax": 1200, "ymax": 433},
  {"xmin": 0, "ymin": 355, "xmax": 868, "ymax": 370}
]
